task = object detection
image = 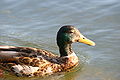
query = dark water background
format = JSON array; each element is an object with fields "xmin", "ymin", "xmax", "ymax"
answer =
[{"xmin": 0, "ymin": 0, "xmax": 120, "ymax": 80}]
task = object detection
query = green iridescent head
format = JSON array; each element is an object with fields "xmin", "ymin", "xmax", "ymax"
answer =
[
  {"xmin": 57, "ymin": 25, "xmax": 95, "ymax": 46},
  {"xmin": 57, "ymin": 25, "xmax": 95, "ymax": 56}
]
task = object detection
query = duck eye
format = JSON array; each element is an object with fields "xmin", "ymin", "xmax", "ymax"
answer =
[
  {"xmin": 69, "ymin": 30, "xmax": 74, "ymax": 33},
  {"xmin": 69, "ymin": 31, "xmax": 73, "ymax": 33}
]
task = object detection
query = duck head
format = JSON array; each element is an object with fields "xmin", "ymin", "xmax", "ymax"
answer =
[{"xmin": 57, "ymin": 25, "xmax": 95, "ymax": 57}]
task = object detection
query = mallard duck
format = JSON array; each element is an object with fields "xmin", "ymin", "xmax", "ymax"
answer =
[{"xmin": 0, "ymin": 25, "xmax": 95, "ymax": 77}]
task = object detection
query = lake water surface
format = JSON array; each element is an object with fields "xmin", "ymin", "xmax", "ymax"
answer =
[{"xmin": 0, "ymin": 0, "xmax": 120, "ymax": 80}]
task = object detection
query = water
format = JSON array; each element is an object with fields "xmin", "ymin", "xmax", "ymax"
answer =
[{"xmin": 0, "ymin": 0, "xmax": 120, "ymax": 80}]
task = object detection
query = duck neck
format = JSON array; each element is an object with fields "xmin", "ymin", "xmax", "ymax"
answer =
[{"xmin": 59, "ymin": 43, "xmax": 74, "ymax": 57}]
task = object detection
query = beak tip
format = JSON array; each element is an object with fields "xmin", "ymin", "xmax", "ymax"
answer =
[
  {"xmin": 92, "ymin": 44, "xmax": 96, "ymax": 46},
  {"xmin": 91, "ymin": 42, "xmax": 96, "ymax": 46}
]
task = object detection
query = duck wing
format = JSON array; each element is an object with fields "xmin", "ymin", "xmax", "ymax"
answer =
[
  {"xmin": 0, "ymin": 45, "xmax": 58, "ymax": 61},
  {"xmin": 0, "ymin": 45, "xmax": 59, "ymax": 76}
]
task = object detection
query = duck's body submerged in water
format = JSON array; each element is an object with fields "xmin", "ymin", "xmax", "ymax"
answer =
[{"xmin": 0, "ymin": 25, "xmax": 95, "ymax": 77}]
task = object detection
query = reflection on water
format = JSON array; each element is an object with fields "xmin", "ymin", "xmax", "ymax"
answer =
[{"xmin": 0, "ymin": 0, "xmax": 120, "ymax": 80}]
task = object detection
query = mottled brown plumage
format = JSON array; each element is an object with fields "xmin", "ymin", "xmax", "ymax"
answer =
[{"xmin": 0, "ymin": 25, "xmax": 95, "ymax": 77}]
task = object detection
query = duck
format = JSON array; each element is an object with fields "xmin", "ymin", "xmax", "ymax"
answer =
[{"xmin": 0, "ymin": 25, "xmax": 95, "ymax": 77}]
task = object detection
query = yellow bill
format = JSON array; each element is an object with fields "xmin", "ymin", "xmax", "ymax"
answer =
[{"xmin": 78, "ymin": 34, "xmax": 96, "ymax": 46}]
